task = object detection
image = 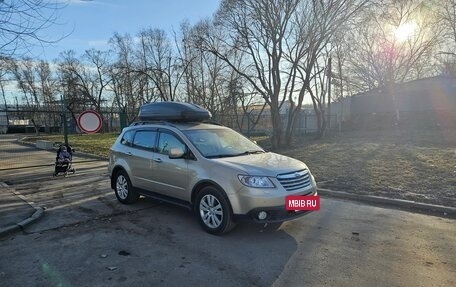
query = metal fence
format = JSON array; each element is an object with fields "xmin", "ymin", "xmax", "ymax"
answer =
[
  {"xmin": 1, "ymin": 109, "xmax": 126, "ymax": 134},
  {"xmin": 1, "ymin": 108, "xmax": 339, "ymax": 136},
  {"xmin": 4, "ymin": 107, "xmax": 452, "ymax": 137},
  {"xmin": 216, "ymin": 113, "xmax": 338, "ymax": 136}
]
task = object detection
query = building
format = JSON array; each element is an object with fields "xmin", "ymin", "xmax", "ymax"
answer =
[{"xmin": 333, "ymin": 75, "xmax": 456, "ymax": 129}]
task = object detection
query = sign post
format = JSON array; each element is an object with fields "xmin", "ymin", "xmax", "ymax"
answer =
[{"xmin": 61, "ymin": 94, "xmax": 69, "ymax": 146}]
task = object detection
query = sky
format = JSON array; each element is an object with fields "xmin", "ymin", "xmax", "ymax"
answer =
[{"xmin": 34, "ymin": 0, "xmax": 221, "ymax": 60}]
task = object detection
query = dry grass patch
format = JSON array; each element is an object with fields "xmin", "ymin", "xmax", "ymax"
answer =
[
  {"xmin": 23, "ymin": 133, "xmax": 117, "ymax": 157},
  {"xmin": 278, "ymin": 129, "xmax": 456, "ymax": 207}
]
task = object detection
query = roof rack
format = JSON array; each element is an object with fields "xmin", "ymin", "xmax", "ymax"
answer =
[
  {"xmin": 129, "ymin": 120, "xmax": 224, "ymax": 129},
  {"xmin": 129, "ymin": 120, "xmax": 177, "ymax": 127},
  {"xmin": 202, "ymin": 120, "xmax": 223, "ymax": 126}
]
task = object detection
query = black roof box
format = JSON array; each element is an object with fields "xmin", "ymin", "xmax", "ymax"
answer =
[{"xmin": 138, "ymin": 102, "xmax": 212, "ymax": 122}]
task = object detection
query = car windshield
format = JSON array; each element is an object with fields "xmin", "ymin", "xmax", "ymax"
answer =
[{"xmin": 184, "ymin": 128, "xmax": 264, "ymax": 158}]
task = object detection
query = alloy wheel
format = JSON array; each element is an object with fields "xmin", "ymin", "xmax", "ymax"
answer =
[{"xmin": 199, "ymin": 194, "xmax": 224, "ymax": 228}]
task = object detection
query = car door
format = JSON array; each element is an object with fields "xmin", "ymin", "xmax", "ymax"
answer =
[
  {"xmin": 129, "ymin": 129, "xmax": 159, "ymax": 191},
  {"xmin": 151, "ymin": 129, "xmax": 190, "ymax": 200}
]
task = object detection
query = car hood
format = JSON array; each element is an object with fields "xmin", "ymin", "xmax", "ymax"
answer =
[{"xmin": 212, "ymin": 152, "xmax": 308, "ymax": 176}]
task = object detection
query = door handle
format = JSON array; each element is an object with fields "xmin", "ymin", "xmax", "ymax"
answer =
[
  {"xmin": 153, "ymin": 158, "xmax": 162, "ymax": 163},
  {"xmin": 127, "ymin": 152, "xmax": 132, "ymax": 156}
]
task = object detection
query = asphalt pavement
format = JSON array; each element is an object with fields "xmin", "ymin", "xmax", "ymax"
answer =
[
  {"xmin": 0, "ymin": 135, "xmax": 106, "ymax": 237},
  {"xmin": 0, "ymin": 182, "xmax": 38, "ymax": 235}
]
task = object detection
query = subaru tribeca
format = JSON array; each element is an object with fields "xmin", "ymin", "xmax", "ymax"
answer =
[{"xmin": 108, "ymin": 102, "xmax": 317, "ymax": 235}]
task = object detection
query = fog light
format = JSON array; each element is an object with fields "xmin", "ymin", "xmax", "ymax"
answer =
[{"xmin": 258, "ymin": 211, "xmax": 268, "ymax": 220}]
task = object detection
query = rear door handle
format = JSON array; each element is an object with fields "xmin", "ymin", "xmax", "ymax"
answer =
[
  {"xmin": 153, "ymin": 158, "xmax": 162, "ymax": 163},
  {"xmin": 127, "ymin": 152, "xmax": 132, "ymax": 156}
]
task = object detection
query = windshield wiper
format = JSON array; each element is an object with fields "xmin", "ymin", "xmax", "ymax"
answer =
[
  {"xmin": 234, "ymin": 150, "xmax": 265, "ymax": 156},
  {"xmin": 206, "ymin": 154, "xmax": 240, "ymax": 159},
  {"xmin": 206, "ymin": 150, "xmax": 264, "ymax": 159}
]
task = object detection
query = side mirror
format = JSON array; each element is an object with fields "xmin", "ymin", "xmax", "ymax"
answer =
[{"xmin": 169, "ymin": 147, "xmax": 185, "ymax": 159}]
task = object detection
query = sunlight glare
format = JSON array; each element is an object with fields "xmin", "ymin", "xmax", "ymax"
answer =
[{"xmin": 394, "ymin": 21, "xmax": 418, "ymax": 42}]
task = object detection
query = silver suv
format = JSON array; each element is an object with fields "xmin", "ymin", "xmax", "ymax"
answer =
[{"xmin": 108, "ymin": 104, "xmax": 317, "ymax": 234}]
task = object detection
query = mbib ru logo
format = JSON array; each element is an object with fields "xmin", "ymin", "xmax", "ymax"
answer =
[{"xmin": 285, "ymin": 195, "xmax": 320, "ymax": 211}]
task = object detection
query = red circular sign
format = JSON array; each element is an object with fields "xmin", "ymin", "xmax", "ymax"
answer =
[{"xmin": 77, "ymin": 110, "xmax": 103, "ymax": 133}]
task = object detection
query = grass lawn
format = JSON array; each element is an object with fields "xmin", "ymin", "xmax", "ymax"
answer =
[
  {"xmin": 24, "ymin": 128, "xmax": 456, "ymax": 207},
  {"xmin": 277, "ymin": 129, "xmax": 456, "ymax": 207},
  {"xmin": 23, "ymin": 133, "xmax": 118, "ymax": 158}
]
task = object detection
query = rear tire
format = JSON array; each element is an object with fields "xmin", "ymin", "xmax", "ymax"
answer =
[
  {"xmin": 114, "ymin": 170, "xmax": 139, "ymax": 204},
  {"xmin": 195, "ymin": 186, "xmax": 236, "ymax": 235}
]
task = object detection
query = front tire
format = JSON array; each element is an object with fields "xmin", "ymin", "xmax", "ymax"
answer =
[
  {"xmin": 195, "ymin": 186, "xmax": 236, "ymax": 235},
  {"xmin": 114, "ymin": 170, "xmax": 139, "ymax": 204}
]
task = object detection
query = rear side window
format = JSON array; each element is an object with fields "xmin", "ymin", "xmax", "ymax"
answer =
[
  {"xmin": 157, "ymin": 132, "xmax": 185, "ymax": 155},
  {"xmin": 132, "ymin": 130, "xmax": 157, "ymax": 150},
  {"xmin": 120, "ymin": 130, "xmax": 134, "ymax": 146}
]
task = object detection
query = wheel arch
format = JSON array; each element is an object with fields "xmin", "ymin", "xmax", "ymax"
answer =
[
  {"xmin": 191, "ymin": 180, "xmax": 233, "ymax": 213},
  {"xmin": 110, "ymin": 165, "xmax": 127, "ymax": 189}
]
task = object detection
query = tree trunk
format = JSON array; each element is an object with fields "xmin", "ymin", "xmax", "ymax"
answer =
[
  {"xmin": 285, "ymin": 106, "xmax": 299, "ymax": 146},
  {"xmin": 310, "ymin": 95, "xmax": 326, "ymax": 139},
  {"xmin": 270, "ymin": 106, "xmax": 284, "ymax": 149},
  {"xmin": 30, "ymin": 118, "xmax": 40, "ymax": 136}
]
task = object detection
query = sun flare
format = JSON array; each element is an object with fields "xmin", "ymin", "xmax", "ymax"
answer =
[{"xmin": 394, "ymin": 21, "xmax": 418, "ymax": 42}]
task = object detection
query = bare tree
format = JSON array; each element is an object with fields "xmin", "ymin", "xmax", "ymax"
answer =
[
  {"xmin": 343, "ymin": 0, "xmax": 440, "ymax": 122},
  {"xmin": 109, "ymin": 33, "xmax": 142, "ymax": 124},
  {"xmin": 201, "ymin": 0, "xmax": 300, "ymax": 148},
  {"xmin": 57, "ymin": 49, "xmax": 112, "ymax": 113},
  {"xmin": 283, "ymin": 0, "xmax": 369, "ymax": 141},
  {"xmin": 10, "ymin": 57, "xmax": 57, "ymax": 133},
  {"xmin": 0, "ymin": 0, "xmax": 65, "ymax": 57},
  {"xmin": 0, "ymin": 57, "xmax": 11, "ymax": 129},
  {"xmin": 36, "ymin": 60, "xmax": 56, "ymax": 104},
  {"xmin": 83, "ymin": 49, "xmax": 112, "ymax": 111},
  {"xmin": 437, "ymin": 0, "xmax": 456, "ymax": 75},
  {"xmin": 347, "ymin": 0, "xmax": 439, "ymax": 89},
  {"xmin": 136, "ymin": 28, "xmax": 187, "ymax": 102},
  {"xmin": 56, "ymin": 50, "xmax": 81, "ymax": 128},
  {"xmin": 201, "ymin": 0, "xmax": 368, "ymax": 147},
  {"xmin": 180, "ymin": 20, "xmax": 233, "ymax": 119},
  {"xmin": 228, "ymin": 76, "xmax": 267, "ymax": 134}
]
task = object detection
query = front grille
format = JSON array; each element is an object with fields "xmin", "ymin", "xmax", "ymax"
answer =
[{"xmin": 277, "ymin": 169, "xmax": 311, "ymax": 192}]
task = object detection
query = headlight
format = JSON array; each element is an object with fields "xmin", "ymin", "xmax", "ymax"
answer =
[{"xmin": 238, "ymin": 175, "xmax": 274, "ymax": 188}]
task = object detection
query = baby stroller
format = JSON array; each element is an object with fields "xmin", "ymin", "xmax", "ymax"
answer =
[{"xmin": 53, "ymin": 144, "xmax": 75, "ymax": 177}]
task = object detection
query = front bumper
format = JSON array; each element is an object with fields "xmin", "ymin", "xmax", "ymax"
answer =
[{"xmin": 232, "ymin": 190, "xmax": 318, "ymax": 223}]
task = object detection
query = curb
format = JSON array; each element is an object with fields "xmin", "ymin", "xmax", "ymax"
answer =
[
  {"xmin": 0, "ymin": 182, "xmax": 45, "ymax": 237},
  {"xmin": 318, "ymin": 188, "xmax": 456, "ymax": 218}
]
